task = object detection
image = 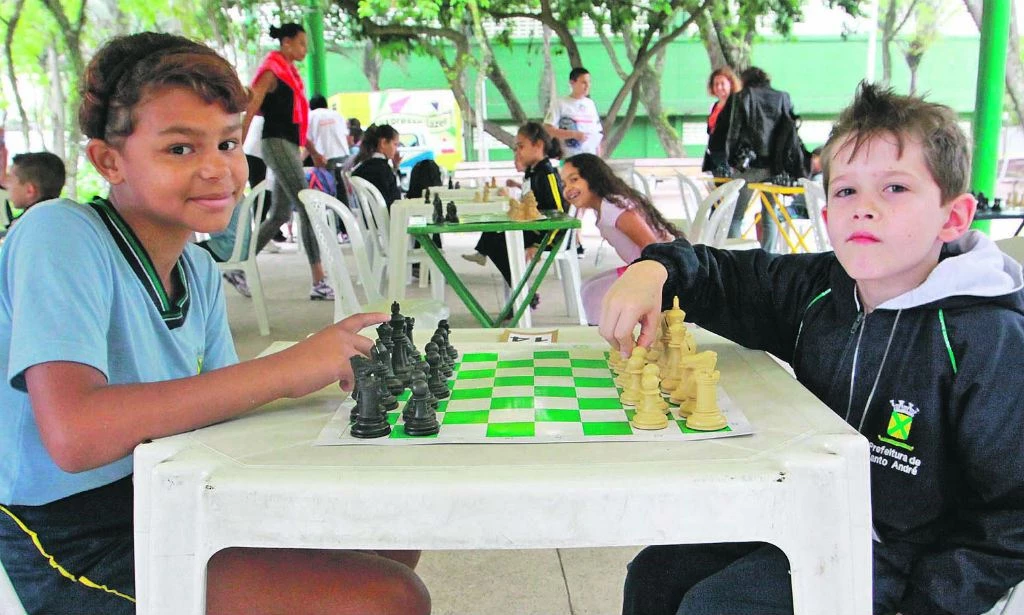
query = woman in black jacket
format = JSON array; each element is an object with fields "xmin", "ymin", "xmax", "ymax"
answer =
[{"xmin": 464, "ymin": 122, "xmax": 566, "ymax": 307}]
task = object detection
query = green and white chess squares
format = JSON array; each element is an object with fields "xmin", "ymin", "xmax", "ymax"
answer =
[{"xmin": 321, "ymin": 348, "xmax": 754, "ymax": 446}]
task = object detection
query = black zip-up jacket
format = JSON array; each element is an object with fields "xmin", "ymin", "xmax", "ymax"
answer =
[
  {"xmin": 641, "ymin": 232, "xmax": 1024, "ymax": 615},
  {"xmin": 707, "ymin": 84, "xmax": 794, "ymax": 172}
]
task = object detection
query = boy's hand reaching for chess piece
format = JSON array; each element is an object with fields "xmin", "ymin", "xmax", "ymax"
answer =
[
  {"xmin": 280, "ymin": 312, "xmax": 388, "ymax": 396},
  {"xmin": 599, "ymin": 261, "xmax": 668, "ymax": 357}
]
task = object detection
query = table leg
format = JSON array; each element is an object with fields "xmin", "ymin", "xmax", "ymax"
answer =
[
  {"xmin": 414, "ymin": 235, "xmax": 495, "ymax": 327},
  {"xmin": 505, "ymin": 231, "xmax": 532, "ymax": 328},
  {"xmin": 1015, "ymin": 219, "xmax": 1024, "ymax": 237},
  {"xmin": 497, "ymin": 230, "xmax": 562, "ymax": 326},
  {"xmin": 386, "ymin": 205, "xmax": 409, "ymax": 301}
]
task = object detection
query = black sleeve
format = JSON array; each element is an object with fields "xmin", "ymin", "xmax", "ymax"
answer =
[
  {"xmin": 639, "ymin": 238, "xmax": 836, "ymax": 362},
  {"xmin": 523, "ymin": 165, "xmax": 567, "ymax": 248}
]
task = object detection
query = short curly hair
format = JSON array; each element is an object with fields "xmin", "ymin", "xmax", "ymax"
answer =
[{"xmin": 79, "ymin": 32, "xmax": 247, "ymax": 142}]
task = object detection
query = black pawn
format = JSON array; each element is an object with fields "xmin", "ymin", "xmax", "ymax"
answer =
[
  {"xmin": 445, "ymin": 202, "xmax": 459, "ymax": 223},
  {"xmin": 439, "ymin": 320, "xmax": 458, "ymax": 362},
  {"xmin": 455, "ymin": 181, "xmax": 460, "ymax": 189},
  {"xmin": 403, "ymin": 379, "xmax": 440, "ymax": 437},
  {"xmin": 425, "ymin": 348, "xmax": 450, "ymax": 400},
  {"xmin": 403, "ymin": 369, "xmax": 432, "ymax": 421},
  {"xmin": 431, "ymin": 333, "xmax": 453, "ymax": 378},
  {"xmin": 350, "ymin": 372, "xmax": 391, "ymax": 439}
]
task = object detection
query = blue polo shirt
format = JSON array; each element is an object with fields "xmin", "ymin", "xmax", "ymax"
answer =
[{"xmin": 0, "ymin": 198, "xmax": 238, "ymax": 505}]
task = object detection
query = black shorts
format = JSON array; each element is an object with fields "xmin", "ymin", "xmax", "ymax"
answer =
[{"xmin": 0, "ymin": 476, "xmax": 136, "ymax": 614}]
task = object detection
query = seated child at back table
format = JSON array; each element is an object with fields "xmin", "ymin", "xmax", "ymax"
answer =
[
  {"xmin": 560, "ymin": 153, "xmax": 682, "ymax": 325},
  {"xmin": 600, "ymin": 82, "xmax": 1024, "ymax": 615},
  {"xmin": 0, "ymin": 32, "xmax": 429, "ymax": 615},
  {"xmin": 3, "ymin": 151, "xmax": 66, "ymax": 227}
]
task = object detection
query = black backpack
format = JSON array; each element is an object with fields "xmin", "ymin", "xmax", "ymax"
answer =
[{"xmin": 770, "ymin": 111, "xmax": 812, "ymax": 179}]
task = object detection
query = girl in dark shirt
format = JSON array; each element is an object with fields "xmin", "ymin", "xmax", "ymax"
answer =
[
  {"xmin": 351, "ymin": 124, "xmax": 403, "ymax": 209},
  {"xmin": 465, "ymin": 122, "xmax": 566, "ymax": 299}
]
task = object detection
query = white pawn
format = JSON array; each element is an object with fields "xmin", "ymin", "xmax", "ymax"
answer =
[
  {"xmin": 616, "ymin": 346, "xmax": 646, "ymax": 388},
  {"xmin": 608, "ymin": 348, "xmax": 625, "ymax": 374},
  {"xmin": 619, "ymin": 348, "xmax": 646, "ymax": 407},
  {"xmin": 631, "ymin": 364, "xmax": 669, "ymax": 430},
  {"xmin": 685, "ymin": 369, "xmax": 727, "ymax": 431}
]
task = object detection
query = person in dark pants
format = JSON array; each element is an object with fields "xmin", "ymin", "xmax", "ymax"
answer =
[{"xmin": 463, "ymin": 122, "xmax": 566, "ymax": 309}]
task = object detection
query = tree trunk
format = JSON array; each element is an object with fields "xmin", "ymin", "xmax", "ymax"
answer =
[
  {"xmin": 638, "ymin": 49, "xmax": 683, "ymax": 157},
  {"xmin": 881, "ymin": 0, "xmax": 897, "ymax": 85},
  {"xmin": 3, "ymin": 0, "xmax": 32, "ymax": 147},
  {"xmin": 539, "ymin": 24, "xmax": 556, "ymax": 120},
  {"xmin": 47, "ymin": 45, "xmax": 66, "ymax": 156},
  {"xmin": 697, "ymin": 11, "xmax": 728, "ymax": 69},
  {"xmin": 362, "ymin": 42, "xmax": 381, "ymax": 91},
  {"xmin": 963, "ymin": 0, "xmax": 1024, "ymax": 127}
]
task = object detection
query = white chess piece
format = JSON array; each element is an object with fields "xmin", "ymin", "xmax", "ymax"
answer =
[
  {"xmin": 685, "ymin": 369, "xmax": 727, "ymax": 431},
  {"xmin": 631, "ymin": 364, "xmax": 669, "ymax": 430}
]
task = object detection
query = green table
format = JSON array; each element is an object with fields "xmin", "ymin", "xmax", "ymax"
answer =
[{"xmin": 407, "ymin": 211, "xmax": 581, "ymax": 327}]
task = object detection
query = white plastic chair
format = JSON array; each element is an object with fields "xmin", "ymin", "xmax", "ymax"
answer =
[
  {"xmin": 216, "ymin": 180, "xmax": 270, "ymax": 336},
  {"xmin": 348, "ymin": 175, "xmax": 433, "ymax": 293},
  {"xmin": 0, "ymin": 189, "xmax": 11, "ymax": 231},
  {"xmin": 673, "ymin": 171, "xmax": 706, "ymax": 233},
  {"xmin": 798, "ymin": 178, "xmax": 830, "ymax": 252},
  {"xmin": 0, "ymin": 559, "xmax": 27, "ymax": 615},
  {"xmin": 688, "ymin": 178, "xmax": 746, "ymax": 248},
  {"xmin": 984, "ymin": 582, "xmax": 1024, "ymax": 615},
  {"xmin": 552, "ymin": 228, "xmax": 587, "ymax": 325},
  {"xmin": 298, "ymin": 189, "xmax": 449, "ymax": 329}
]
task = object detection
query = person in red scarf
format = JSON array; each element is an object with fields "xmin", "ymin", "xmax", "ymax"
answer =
[{"xmin": 243, "ymin": 23, "xmax": 335, "ymax": 301}]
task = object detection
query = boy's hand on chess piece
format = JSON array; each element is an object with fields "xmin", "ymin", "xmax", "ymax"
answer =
[
  {"xmin": 284, "ymin": 312, "xmax": 388, "ymax": 396},
  {"xmin": 599, "ymin": 261, "xmax": 668, "ymax": 357}
]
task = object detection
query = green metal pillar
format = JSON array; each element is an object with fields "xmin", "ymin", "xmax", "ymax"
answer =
[
  {"xmin": 970, "ymin": 0, "xmax": 1010, "ymax": 200},
  {"xmin": 306, "ymin": 0, "xmax": 327, "ymax": 97}
]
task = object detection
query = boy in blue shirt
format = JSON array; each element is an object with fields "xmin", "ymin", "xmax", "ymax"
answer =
[
  {"xmin": 601, "ymin": 83, "xmax": 1024, "ymax": 614},
  {"xmin": 0, "ymin": 32, "xmax": 428, "ymax": 615}
]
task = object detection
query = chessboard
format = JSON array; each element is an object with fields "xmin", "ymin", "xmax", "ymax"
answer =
[{"xmin": 316, "ymin": 346, "xmax": 753, "ymax": 446}]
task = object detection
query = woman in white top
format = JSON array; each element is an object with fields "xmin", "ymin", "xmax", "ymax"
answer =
[{"xmin": 562, "ymin": 153, "xmax": 683, "ymax": 324}]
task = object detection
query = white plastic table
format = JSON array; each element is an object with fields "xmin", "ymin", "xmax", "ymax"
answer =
[
  {"xmin": 386, "ymin": 197, "xmax": 537, "ymax": 326},
  {"xmin": 133, "ymin": 326, "xmax": 872, "ymax": 615}
]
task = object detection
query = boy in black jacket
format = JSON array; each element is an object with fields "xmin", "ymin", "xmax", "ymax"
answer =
[{"xmin": 602, "ymin": 83, "xmax": 1024, "ymax": 615}]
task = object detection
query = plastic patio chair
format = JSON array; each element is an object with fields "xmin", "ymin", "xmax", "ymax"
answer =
[
  {"xmin": 0, "ymin": 559, "xmax": 27, "ymax": 615},
  {"xmin": 688, "ymin": 178, "xmax": 746, "ymax": 248},
  {"xmin": 797, "ymin": 178, "xmax": 830, "ymax": 251},
  {"xmin": 216, "ymin": 180, "xmax": 271, "ymax": 336},
  {"xmin": 298, "ymin": 189, "xmax": 449, "ymax": 329}
]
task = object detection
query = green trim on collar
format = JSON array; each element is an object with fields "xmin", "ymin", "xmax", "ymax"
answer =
[{"xmin": 87, "ymin": 197, "xmax": 191, "ymax": 329}]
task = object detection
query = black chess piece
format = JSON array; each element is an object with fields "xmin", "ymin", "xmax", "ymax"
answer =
[
  {"xmin": 424, "ymin": 187, "xmax": 431, "ymax": 204},
  {"xmin": 404, "ymin": 317, "xmax": 419, "ymax": 363},
  {"xmin": 390, "ymin": 319, "xmax": 412, "ymax": 383},
  {"xmin": 432, "ymin": 198, "xmax": 445, "ymax": 224},
  {"xmin": 425, "ymin": 347, "xmax": 451, "ymax": 400},
  {"xmin": 439, "ymin": 320, "xmax": 458, "ymax": 362},
  {"xmin": 431, "ymin": 332, "xmax": 453, "ymax": 377},
  {"xmin": 377, "ymin": 322, "xmax": 394, "ymax": 354},
  {"xmin": 350, "ymin": 367, "xmax": 391, "ymax": 438},
  {"xmin": 448, "ymin": 176, "xmax": 454, "ymax": 190},
  {"xmin": 349, "ymin": 355, "xmax": 374, "ymax": 421},
  {"xmin": 978, "ymin": 192, "xmax": 990, "ymax": 211},
  {"xmin": 375, "ymin": 341, "xmax": 406, "ymax": 397},
  {"xmin": 371, "ymin": 346, "xmax": 400, "ymax": 411},
  {"xmin": 403, "ymin": 378, "xmax": 440, "ymax": 436},
  {"xmin": 455, "ymin": 181, "xmax": 461, "ymax": 189},
  {"xmin": 445, "ymin": 202, "xmax": 460, "ymax": 223},
  {"xmin": 403, "ymin": 368, "xmax": 432, "ymax": 421},
  {"xmin": 993, "ymin": 197, "xmax": 1003, "ymax": 211}
]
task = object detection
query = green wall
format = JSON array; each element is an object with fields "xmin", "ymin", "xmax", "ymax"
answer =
[{"xmin": 323, "ymin": 35, "xmax": 982, "ymax": 158}]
